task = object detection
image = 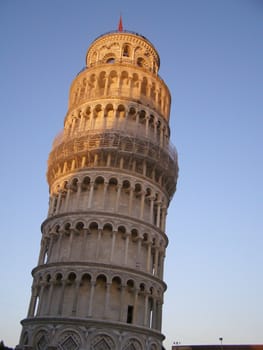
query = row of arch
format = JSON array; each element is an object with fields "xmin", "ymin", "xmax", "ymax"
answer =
[
  {"xmin": 21, "ymin": 327, "xmax": 161, "ymax": 350},
  {"xmin": 33, "ymin": 269, "xmax": 163, "ymax": 297},
  {"xmin": 63, "ymin": 103, "xmax": 170, "ymax": 148},
  {"xmin": 50, "ymin": 172, "xmax": 167, "ymax": 199},
  {"xmin": 48, "ymin": 173, "xmax": 169, "ymax": 231},
  {"xmin": 43, "ymin": 216, "xmax": 167, "ymax": 246},
  {"xmin": 87, "ymin": 34, "xmax": 159, "ymax": 72},
  {"xmin": 39, "ymin": 217, "xmax": 166, "ymax": 277},
  {"xmin": 48, "ymin": 135, "xmax": 178, "ymax": 198},
  {"xmin": 70, "ymin": 67, "xmax": 170, "ymax": 118},
  {"xmin": 29, "ymin": 268, "xmax": 164, "ymax": 331}
]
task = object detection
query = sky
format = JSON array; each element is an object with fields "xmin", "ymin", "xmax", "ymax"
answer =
[{"xmin": 0, "ymin": 0, "xmax": 262, "ymax": 348}]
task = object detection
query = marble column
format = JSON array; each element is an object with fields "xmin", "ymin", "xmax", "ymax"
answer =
[
  {"xmin": 143, "ymin": 294, "xmax": 149, "ymax": 326},
  {"xmin": 27, "ymin": 285, "xmax": 38, "ymax": 317},
  {"xmin": 104, "ymin": 283, "xmax": 111, "ymax": 318},
  {"xmin": 128, "ymin": 186, "xmax": 134, "ymax": 216},
  {"xmin": 133, "ymin": 289, "xmax": 139, "ymax": 324},
  {"xmin": 87, "ymin": 181, "xmax": 94, "ymax": 208},
  {"xmin": 124, "ymin": 234, "xmax": 130, "ymax": 265},
  {"xmin": 140, "ymin": 191, "xmax": 146, "ymax": 220},
  {"xmin": 95, "ymin": 229, "xmax": 102, "ymax": 259},
  {"xmin": 110, "ymin": 231, "xmax": 117, "ymax": 263},
  {"xmin": 88, "ymin": 281, "xmax": 96, "ymax": 317},
  {"xmin": 146, "ymin": 243, "xmax": 152, "ymax": 273},
  {"xmin": 58, "ymin": 281, "xmax": 66, "ymax": 315},
  {"xmin": 72, "ymin": 279, "xmax": 81, "ymax": 316},
  {"xmin": 44, "ymin": 280, "xmax": 54, "ymax": 315},
  {"xmin": 154, "ymin": 246, "xmax": 159, "ymax": 277}
]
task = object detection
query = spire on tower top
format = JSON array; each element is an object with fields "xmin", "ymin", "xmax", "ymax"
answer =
[{"xmin": 118, "ymin": 15, "xmax": 123, "ymax": 32}]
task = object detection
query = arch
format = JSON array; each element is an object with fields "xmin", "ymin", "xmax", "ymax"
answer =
[
  {"xmin": 139, "ymin": 283, "xmax": 146, "ymax": 293},
  {"xmin": 64, "ymin": 222, "xmax": 71, "ymax": 234},
  {"xmin": 98, "ymin": 71, "xmax": 106, "ymax": 90},
  {"xmin": 126, "ymin": 279, "xmax": 134, "ymax": 289},
  {"xmin": 81, "ymin": 273, "xmax": 91, "ymax": 283},
  {"xmin": 89, "ymin": 221, "xmax": 99, "ymax": 231},
  {"xmin": 149, "ymin": 286, "xmax": 154, "ymax": 295},
  {"xmin": 69, "ymin": 177, "xmax": 79, "ymax": 192},
  {"xmin": 149, "ymin": 114, "xmax": 155, "ymax": 130},
  {"xmin": 81, "ymin": 176, "xmax": 90, "ymax": 190},
  {"xmin": 143, "ymin": 233, "xmax": 149, "ymax": 243},
  {"xmin": 122, "ymin": 179, "xmax": 131, "ymax": 191},
  {"xmin": 127, "ymin": 106, "xmax": 136, "ymax": 119},
  {"xmin": 134, "ymin": 183, "xmax": 142, "ymax": 196},
  {"xmin": 111, "ymin": 275, "xmax": 122, "ymax": 285},
  {"xmin": 55, "ymin": 272, "xmax": 63, "ymax": 282},
  {"xmin": 57, "ymin": 330, "xmax": 82, "ymax": 350},
  {"xmin": 91, "ymin": 333, "xmax": 115, "ymax": 350},
  {"xmin": 138, "ymin": 109, "xmax": 146, "ymax": 125},
  {"xmin": 131, "ymin": 73, "xmax": 139, "ymax": 91},
  {"xmin": 122, "ymin": 338, "xmax": 143, "ymax": 350},
  {"xmin": 88, "ymin": 74, "xmax": 96, "ymax": 96},
  {"xmin": 120, "ymin": 71, "xmax": 129, "ymax": 95},
  {"xmin": 137, "ymin": 57, "xmax": 146, "ymax": 68},
  {"xmin": 150, "ymin": 82, "xmax": 156, "ymax": 100},
  {"xmin": 45, "ymin": 274, "xmax": 51, "ymax": 283},
  {"xmin": 91, "ymin": 51, "xmax": 98, "ymax": 65},
  {"xmin": 54, "ymin": 224, "xmax": 60, "ymax": 233},
  {"xmin": 34, "ymin": 330, "xmax": 49, "ymax": 350},
  {"xmin": 62, "ymin": 180, "xmax": 68, "ymax": 191},
  {"xmin": 104, "ymin": 104, "xmax": 114, "ymax": 128},
  {"xmin": 141, "ymin": 77, "xmax": 148, "ymax": 96},
  {"xmin": 67, "ymin": 272, "xmax": 77, "ymax": 283},
  {"xmin": 103, "ymin": 53, "xmax": 116, "ymax": 64},
  {"xmin": 75, "ymin": 221, "xmax": 84, "ymax": 231},
  {"xmin": 118, "ymin": 225, "xmax": 126, "ymax": 235},
  {"xmin": 94, "ymin": 175, "xmax": 105, "ymax": 187},
  {"xmin": 156, "ymin": 119, "xmax": 162, "ymax": 142},
  {"xmin": 108, "ymin": 177, "xmax": 118, "ymax": 186},
  {"xmin": 122, "ymin": 43, "xmax": 131, "ymax": 57},
  {"xmin": 105, "ymin": 103, "xmax": 114, "ymax": 116},
  {"xmin": 103, "ymin": 223, "xmax": 113, "ymax": 232},
  {"xmin": 116, "ymin": 104, "xmax": 126, "ymax": 118},
  {"xmin": 108, "ymin": 70, "xmax": 117, "ymax": 79},
  {"xmin": 84, "ymin": 104, "xmax": 92, "ymax": 116},
  {"xmin": 96, "ymin": 273, "xmax": 107, "ymax": 284},
  {"xmin": 145, "ymin": 187, "xmax": 152, "ymax": 197},
  {"xmin": 21, "ymin": 331, "xmax": 29, "ymax": 346},
  {"xmin": 37, "ymin": 274, "xmax": 43, "ymax": 284},
  {"xmin": 131, "ymin": 228, "xmax": 139, "ymax": 242},
  {"xmin": 93, "ymin": 104, "xmax": 103, "ymax": 129},
  {"xmin": 80, "ymin": 82, "xmax": 87, "ymax": 102}
]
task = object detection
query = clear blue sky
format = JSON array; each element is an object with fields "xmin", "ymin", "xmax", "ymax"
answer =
[{"xmin": 0, "ymin": 1, "xmax": 262, "ymax": 348}]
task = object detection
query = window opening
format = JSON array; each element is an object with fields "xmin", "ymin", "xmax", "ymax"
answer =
[
  {"xmin": 106, "ymin": 58, "xmax": 115, "ymax": 64},
  {"xmin": 127, "ymin": 305, "xmax": 133, "ymax": 324},
  {"xmin": 123, "ymin": 45, "xmax": 130, "ymax": 57}
]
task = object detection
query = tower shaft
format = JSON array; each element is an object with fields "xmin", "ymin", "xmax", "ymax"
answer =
[{"xmin": 17, "ymin": 29, "xmax": 178, "ymax": 350}]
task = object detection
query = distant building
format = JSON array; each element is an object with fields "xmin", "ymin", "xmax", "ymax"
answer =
[
  {"xmin": 172, "ymin": 345, "xmax": 263, "ymax": 350},
  {"xmin": 16, "ymin": 20, "xmax": 178, "ymax": 350}
]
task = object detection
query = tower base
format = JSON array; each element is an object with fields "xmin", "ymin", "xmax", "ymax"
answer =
[{"xmin": 17, "ymin": 317, "xmax": 165, "ymax": 350}]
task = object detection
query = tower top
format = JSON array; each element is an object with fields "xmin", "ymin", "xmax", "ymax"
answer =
[
  {"xmin": 86, "ymin": 29, "xmax": 160, "ymax": 73},
  {"xmin": 118, "ymin": 15, "xmax": 123, "ymax": 32}
]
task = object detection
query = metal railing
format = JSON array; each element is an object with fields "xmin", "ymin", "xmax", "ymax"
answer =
[
  {"xmin": 91, "ymin": 30, "xmax": 158, "ymax": 53},
  {"xmin": 52, "ymin": 128, "xmax": 178, "ymax": 163}
]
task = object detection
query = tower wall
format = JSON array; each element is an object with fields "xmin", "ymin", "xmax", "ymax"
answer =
[{"xmin": 17, "ymin": 30, "xmax": 178, "ymax": 350}]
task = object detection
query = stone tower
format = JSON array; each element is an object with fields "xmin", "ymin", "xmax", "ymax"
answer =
[{"xmin": 17, "ymin": 24, "xmax": 178, "ymax": 350}]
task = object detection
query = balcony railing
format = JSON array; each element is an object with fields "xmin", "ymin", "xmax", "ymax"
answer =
[
  {"xmin": 52, "ymin": 128, "xmax": 178, "ymax": 163},
  {"xmin": 91, "ymin": 30, "xmax": 158, "ymax": 53}
]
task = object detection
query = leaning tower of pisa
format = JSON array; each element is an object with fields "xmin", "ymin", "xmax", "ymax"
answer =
[{"xmin": 17, "ymin": 24, "xmax": 178, "ymax": 350}]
